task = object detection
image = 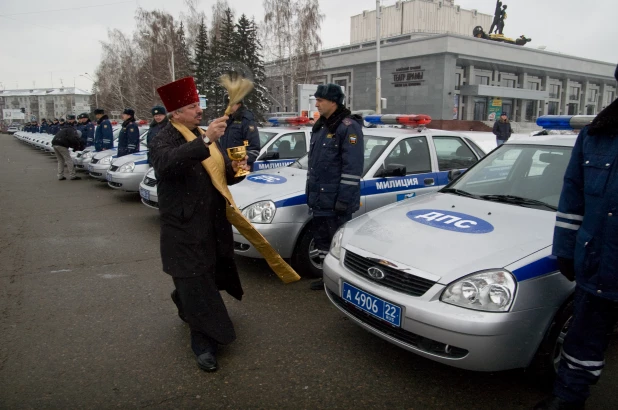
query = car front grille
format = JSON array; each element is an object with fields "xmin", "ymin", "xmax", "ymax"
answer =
[
  {"xmin": 327, "ymin": 289, "xmax": 468, "ymax": 359},
  {"xmin": 90, "ymin": 158, "xmax": 99, "ymax": 164},
  {"xmin": 90, "ymin": 172, "xmax": 102, "ymax": 177},
  {"xmin": 108, "ymin": 182, "xmax": 122, "ymax": 188},
  {"xmin": 109, "ymin": 165, "xmax": 119, "ymax": 172},
  {"xmin": 143, "ymin": 177, "xmax": 157, "ymax": 187},
  {"xmin": 344, "ymin": 251, "xmax": 436, "ymax": 297}
]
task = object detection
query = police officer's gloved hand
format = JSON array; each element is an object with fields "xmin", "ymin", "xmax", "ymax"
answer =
[
  {"xmin": 557, "ymin": 257, "xmax": 576, "ymax": 282},
  {"xmin": 334, "ymin": 200, "xmax": 348, "ymax": 214}
]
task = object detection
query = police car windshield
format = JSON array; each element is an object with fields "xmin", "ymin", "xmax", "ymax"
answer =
[
  {"xmin": 259, "ymin": 132, "xmax": 278, "ymax": 147},
  {"xmin": 447, "ymin": 144, "xmax": 573, "ymax": 210}
]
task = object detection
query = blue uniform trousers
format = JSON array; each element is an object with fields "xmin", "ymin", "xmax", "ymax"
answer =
[
  {"xmin": 554, "ymin": 287, "xmax": 618, "ymax": 404},
  {"xmin": 312, "ymin": 214, "xmax": 352, "ymax": 262}
]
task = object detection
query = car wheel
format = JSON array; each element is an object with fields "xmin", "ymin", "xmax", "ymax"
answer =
[
  {"xmin": 529, "ymin": 298, "xmax": 574, "ymax": 383},
  {"xmin": 291, "ymin": 225, "xmax": 323, "ymax": 278}
]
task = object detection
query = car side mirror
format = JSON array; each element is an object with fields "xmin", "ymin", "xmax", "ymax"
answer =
[
  {"xmin": 375, "ymin": 163, "xmax": 406, "ymax": 178},
  {"xmin": 447, "ymin": 169, "xmax": 462, "ymax": 182},
  {"xmin": 259, "ymin": 151, "xmax": 279, "ymax": 161}
]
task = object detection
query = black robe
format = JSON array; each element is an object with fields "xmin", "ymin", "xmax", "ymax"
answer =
[{"xmin": 148, "ymin": 122, "xmax": 244, "ymax": 342}]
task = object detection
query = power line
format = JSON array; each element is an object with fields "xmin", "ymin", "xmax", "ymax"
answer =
[{"xmin": 0, "ymin": 1, "xmax": 135, "ymax": 17}]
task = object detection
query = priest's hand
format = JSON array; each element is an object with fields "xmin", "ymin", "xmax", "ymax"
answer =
[
  {"xmin": 232, "ymin": 155, "xmax": 250, "ymax": 173},
  {"xmin": 204, "ymin": 116, "xmax": 228, "ymax": 143}
]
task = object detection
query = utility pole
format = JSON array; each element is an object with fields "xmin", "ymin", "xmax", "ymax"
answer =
[{"xmin": 376, "ymin": 0, "xmax": 382, "ymax": 114}]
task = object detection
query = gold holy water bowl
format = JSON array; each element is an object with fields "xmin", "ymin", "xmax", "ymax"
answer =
[{"xmin": 226, "ymin": 146, "xmax": 251, "ymax": 177}]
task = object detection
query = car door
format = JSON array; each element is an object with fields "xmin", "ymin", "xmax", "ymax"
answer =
[
  {"xmin": 253, "ymin": 131, "xmax": 308, "ymax": 171},
  {"xmin": 431, "ymin": 135, "xmax": 481, "ymax": 185},
  {"xmin": 362, "ymin": 135, "xmax": 439, "ymax": 212}
]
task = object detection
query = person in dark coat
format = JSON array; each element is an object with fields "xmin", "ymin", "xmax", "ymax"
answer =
[
  {"xmin": 306, "ymin": 83, "xmax": 364, "ymax": 290},
  {"xmin": 117, "ymin": 108, "xmax": 140, "ymax": 157},
  {"xmin": 52, "ymin": 115, "xmax": 83, "ymax": 180},
  {"xmin": 535, "ymin": 63, "xmax": 618, "ymax": 410},
  {"xmin": 146, "ymin": 105, "xmax": 169, "ymax": 165},
  {"xmin": 219, "ymin": 100, "xmax": 261, "ymax": 169},
  {"xmin": 49, "ymin": 118, "xmax": 60, "ymax": 135},
  {"xmin": 148, "ymin": 76, "xmax": 250, "ymax": 373},
  {"xmin": 94, "ymin": 109, "xmax": 114, "ymax": 151},
  {"xmin": 40, "ymin": 119, "xmax": 49, "ymax": 134},
  {"xmin": 76, "ymin": 114, "xmax": 88, "ymax": 147},
  {"xmin": 492, "ymin": 112, "xmax": 513, "ymax": 146}
]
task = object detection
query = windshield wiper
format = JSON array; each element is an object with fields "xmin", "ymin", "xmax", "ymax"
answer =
[
  {"xmin": 441, "ymin": 188, "xmax": 479, "ymax": 199},
  {"xmin": 480, "ymin": 194, "xmax": 557, "ymax": 211}
]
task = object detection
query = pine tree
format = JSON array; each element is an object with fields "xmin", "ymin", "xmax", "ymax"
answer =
[
  {"xmin": 234, "ymin": 14, "xmax": 252, "ymax": 69},
  {"xmin": 246, "ymin": 18, "xmax": 271, "ymax": 119},
  {"xmin": 217, "ymin": 8, "xmax": 236, "ymax": 67},
  {"xmin": 193, "ymin": 18, "xmax": 210, "ymax": 100},
  {"xmin": 175, "ymin": 22, "xmax": 193, "ymax": 80},
  {"xmin": 207, "ymin": 34, "xmax": 225, "ymax": 118}
]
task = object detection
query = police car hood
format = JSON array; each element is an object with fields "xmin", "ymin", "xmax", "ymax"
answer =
[
  {"xmin": 111, "ymin": 150, "xmax": 149, "ymax": 166},
  {"xmin": 229, "ymin": 166, "xmax": 307, "ymax": 209},
  {"xmin": 342, "ymin": 193, "xmax": 554, "ymax": 284},
  {"xmin": 93, "ymin": 148, "xmax": 117, "ymax": 159}
]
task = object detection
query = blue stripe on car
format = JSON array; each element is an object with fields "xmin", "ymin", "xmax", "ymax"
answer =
[{"xmin": 512, "ymin": 256, "xmax": 558, "ymax": 282}]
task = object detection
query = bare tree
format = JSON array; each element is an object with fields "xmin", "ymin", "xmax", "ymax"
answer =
[{"xmin": 180, "ymin": 0, "xmax": 207, "ymax": 57}]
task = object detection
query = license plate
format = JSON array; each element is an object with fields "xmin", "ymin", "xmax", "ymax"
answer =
[
  {"xmin": 106, "ymin": 173, "xmax": 112, "ymax": 182},
  {"xmin": 342, "ymin": 282, "xmax": 402, "ymax": 327},
  {"xmin": 140, "ymin": 187, "xmax": 150, "ymax": 201},
  {"xmin": 88, "ymin": 165, "xmax": 93, "ymax": 172}
]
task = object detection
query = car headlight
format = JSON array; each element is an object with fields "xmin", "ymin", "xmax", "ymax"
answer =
[
  {"xmin": 118, "ymin": 162, "xmax": 135, "ymax": 173},
  {"xmin": 241, "ymin": 201, "xmax": 276, "ymax": 224},
  {"xmin": 441, "ymin": 270, "xmax": 517, "ymax": 312},
  {"xmin": 100, "ymin": 156, "xmax": 112, "ymax": 165},
  {"xmin": 329, "ymin": 227, "xmax": 344, "ymax": 259},
  {"xmin": 82, "ymin": 152, "xmax": 93, "ymax": 160}
]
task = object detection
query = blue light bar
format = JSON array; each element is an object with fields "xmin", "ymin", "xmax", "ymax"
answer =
[
  {"xmin": 536, "ymin": 115, "xmax": 595, "ymax": 130},
  {"xmin": 267, "ymin": 117, "xmax": 281, "ymax": 125},
  {"xmin": 364, "ymin": 115, "xmax": 382, "ymax": 125}
]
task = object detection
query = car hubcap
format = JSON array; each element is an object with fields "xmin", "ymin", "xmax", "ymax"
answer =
[
  {"xmin": 553, "ymin": 315, "xmax": 573, "ymax": 372},
  {"xmin": 308, "ymin": 238, "xmax": 323, "ymax": 270}
]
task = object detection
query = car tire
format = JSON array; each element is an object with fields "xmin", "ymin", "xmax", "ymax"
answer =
[
  {"xmin": 528, "ymin": 298, "xmax": 574, "ymax": 385},
  {"xmin": 291, "ymin": 224, "xmax": 323, "ymax": 278}
]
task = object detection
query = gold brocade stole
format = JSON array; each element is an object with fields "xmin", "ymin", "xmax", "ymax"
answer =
[{"xmin": 170, "ymin": 120, "xmax": 301, "ymax": 284}]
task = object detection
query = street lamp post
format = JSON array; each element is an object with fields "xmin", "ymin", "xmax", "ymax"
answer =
[{"xmin": 376, "ymin": 0, "xmax": 382, "ymax": 114}]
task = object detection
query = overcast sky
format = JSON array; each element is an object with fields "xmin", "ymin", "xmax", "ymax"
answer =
[{"xmin": 0, "ymin": 0, "xmax": 616, "ymax": 91}]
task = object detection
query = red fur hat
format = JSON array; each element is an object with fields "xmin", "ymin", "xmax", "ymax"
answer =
[{"xmin": 156, "ymin": 77, "xmax": 200, "ymax": 113}]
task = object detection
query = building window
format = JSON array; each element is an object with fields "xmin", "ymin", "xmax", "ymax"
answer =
[
  {"xmin": 527, "ymin": 82, "xmax": 539, "ymax": 90},
  {"xmin": 549, "ymin": 84, "xmax": 560, "ymax": 99},
  {"xmin": 503, "ymin": 79, "xmax": 515, "ymax": 88},
  {"xmin": 606, "ymin": 90, "xmax": 616, "ymax": 103},
  {"xmin": 588, "ymin": 89, "xmax": 598, "ymax": 103},
  {"xmin": 569, "ymin": 86, "xmax": 579, "ymax": 100},
  {"xmin": 455, "ymin": 73, "xmax": 461, "ymax": 90},
  {"xmin": 525, "ymin": 101, "xmax": 536, "ymax": 121},
  {"xmin": 587, "ymin": 105, "xmax": 596, "ymax": 115},
  {"xmin": 475, "ymin": 75, "xmax": 489, "ymax": 85},
  {"xmin": 567, "ymin": 103, "xmax": 577, "ymax": 115},
  {"xmin": 548, "ymin": 101, "xmax": 559, "ymax": 115}
]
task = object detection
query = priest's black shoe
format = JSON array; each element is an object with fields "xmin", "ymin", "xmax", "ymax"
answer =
[
  {"xmin": 533, "ymin": 396, "xmax": 585, "ymax": 410},
  {"xmin": 196, "ymin": 352, "xmax": 218, "ymax": 372}
]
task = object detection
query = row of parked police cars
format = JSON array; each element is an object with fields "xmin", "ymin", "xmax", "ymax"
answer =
[{"xmin": 11, "ymin": 113, "xmax": 592, "ymax": 379}]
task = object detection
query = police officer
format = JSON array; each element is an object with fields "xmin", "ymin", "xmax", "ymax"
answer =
[
  {"xmin": 535, "ymin": 64, "xmax": 618, "ymax": 410},
  {"xmin": 117, "ymin": 108, "xmax": 140, "ymax": 157},
  {"xmin": 220, "ymin": 100, "xmax": 261, "ymax": 168},
  {"xmin": 52, "ymin": 114, "xmax": 83, "ymax": 181},
  {"xmin": 49, "ymin": 118, "xmax": 60, "ymax": 135},
  {"xmin": 77, "ymin": 113, "xmax": 95, "ymax": 148},
  {"xmin": 93, "ymin": 108, "xmax": 114, "ymax": 151},
  {"xmin": 40, "ymin": 119, "xmax": 49, "ymax": 134},
  {"xmin": 76, "ymin": 114, "xmax": 87, "ymax": 147},
  {"xmin": 306, "ymin": 84, "xmax": 364, "ymax": 290},
  {"xmin": 146, "ymin": 105, "xmax": 168, "ymax": 165}
]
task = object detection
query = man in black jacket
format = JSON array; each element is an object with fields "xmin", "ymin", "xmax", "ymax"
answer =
[
  {"xmin": 146, "ymin": 105, "xmax": 168, "ymax": 165},
  {"xmin": 149, "ymin": 77, "xmax": 249, "ymax": 373},
  {"xmin": 219, "ymin": 100, "xmax": 261, "ymax": 168},
  {"xmin": 493, "ymin": 112, "xmax": 513, "ymax": 146},
  {"xmin": 52, "ymin": 114, "xmax": 83, "ymax": 180}
]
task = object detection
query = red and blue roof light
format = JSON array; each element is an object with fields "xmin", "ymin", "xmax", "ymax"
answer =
[
  {"xmin": 267, "ymin": 116, "xmax": 311, "ymax": 126},
  {"xmin": 536, "ymin": 115, "xmax": 595, "ymax": 130},
  {"xmin": 364, "ymin": 114, "xmax": 432, "ymax": 127}
]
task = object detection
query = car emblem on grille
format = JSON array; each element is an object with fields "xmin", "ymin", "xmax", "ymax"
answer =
[{"xmin": 367, "ymin": 267, "xmax": 385, "ymax": 280}]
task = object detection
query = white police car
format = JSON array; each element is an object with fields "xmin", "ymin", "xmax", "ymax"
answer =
[
  {"xmin": 322, "ymin": 115, "xmax": 592, "ymax": 375},
  {"xmin": 229, "ymin": 114, "xmax": 486, "ymax": 277},
  {"xmin": 139, "ymin": 167, "xmax": 158, "ymax": 209},
  {"xmin": 252, "ymin": 117, "xmax": 312, "ymax": 172},
  {"xmin": 88, "ymin": 127, "xmax": 149, "ymax": 180}
]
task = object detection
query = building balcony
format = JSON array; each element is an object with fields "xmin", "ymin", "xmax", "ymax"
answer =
[
  {"xmin": 569, "ymin": 95, "xmax": 579, "ymax": 101},
  {"xmin": 548, "ymin": 93, "xmax": 559, "ymax": 99}
]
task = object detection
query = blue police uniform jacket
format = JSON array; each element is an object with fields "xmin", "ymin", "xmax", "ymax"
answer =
[
  {"xmin": 50, "ymin": 123, "xmax": 59, "ymax": 135},
  {"xmin": 306, "ymin": 113, "xmax": 364, "ymax": 216},
  {"xmin": 83, "ymin": 121, "xmax": 95, "ymax": 147},
  {"xmin": 117, "ymin": 119, "xmax": 140, "ymax": 157},
  {"xmin": 76, "ymin": 123, "xmax": 87, "ymax": 146},
  {"xmin": 40, "ymin": 123, "xmax": 49, "ymax": 134},
  {"xmin": 220, "ymin": 107, "xmax": 261, "ymax": 166},
  {"xmin": 553, "ymin": 125, "xmax": 618, "ymax": 301},
  {"xmin": 94, "ymin": 116, "xmax": 114, "ymax": 151}
]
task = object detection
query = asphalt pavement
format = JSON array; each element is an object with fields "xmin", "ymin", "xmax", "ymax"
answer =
[{"xmin": 1, "ymin": 133, "xmax": 617, "ymax": 409}]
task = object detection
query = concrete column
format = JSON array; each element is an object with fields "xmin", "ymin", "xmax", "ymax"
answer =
[
  {"xmin": 464, "ymin": 65, "xmax": 475, "ymax": 85},
  {"xmin": 560, "ymin": 79, "xmax": 569, "ymax": 115},
  {"xmin": 598, "ymin": 83, "xmax": 608, "ymax": 109},
  {"xmin": 580, "ymin": 81, "xmax": 590, "ymax": 115},
  {"xmin": 464, "ymin": 95, "xmax": 474, "ymax": 120}
]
